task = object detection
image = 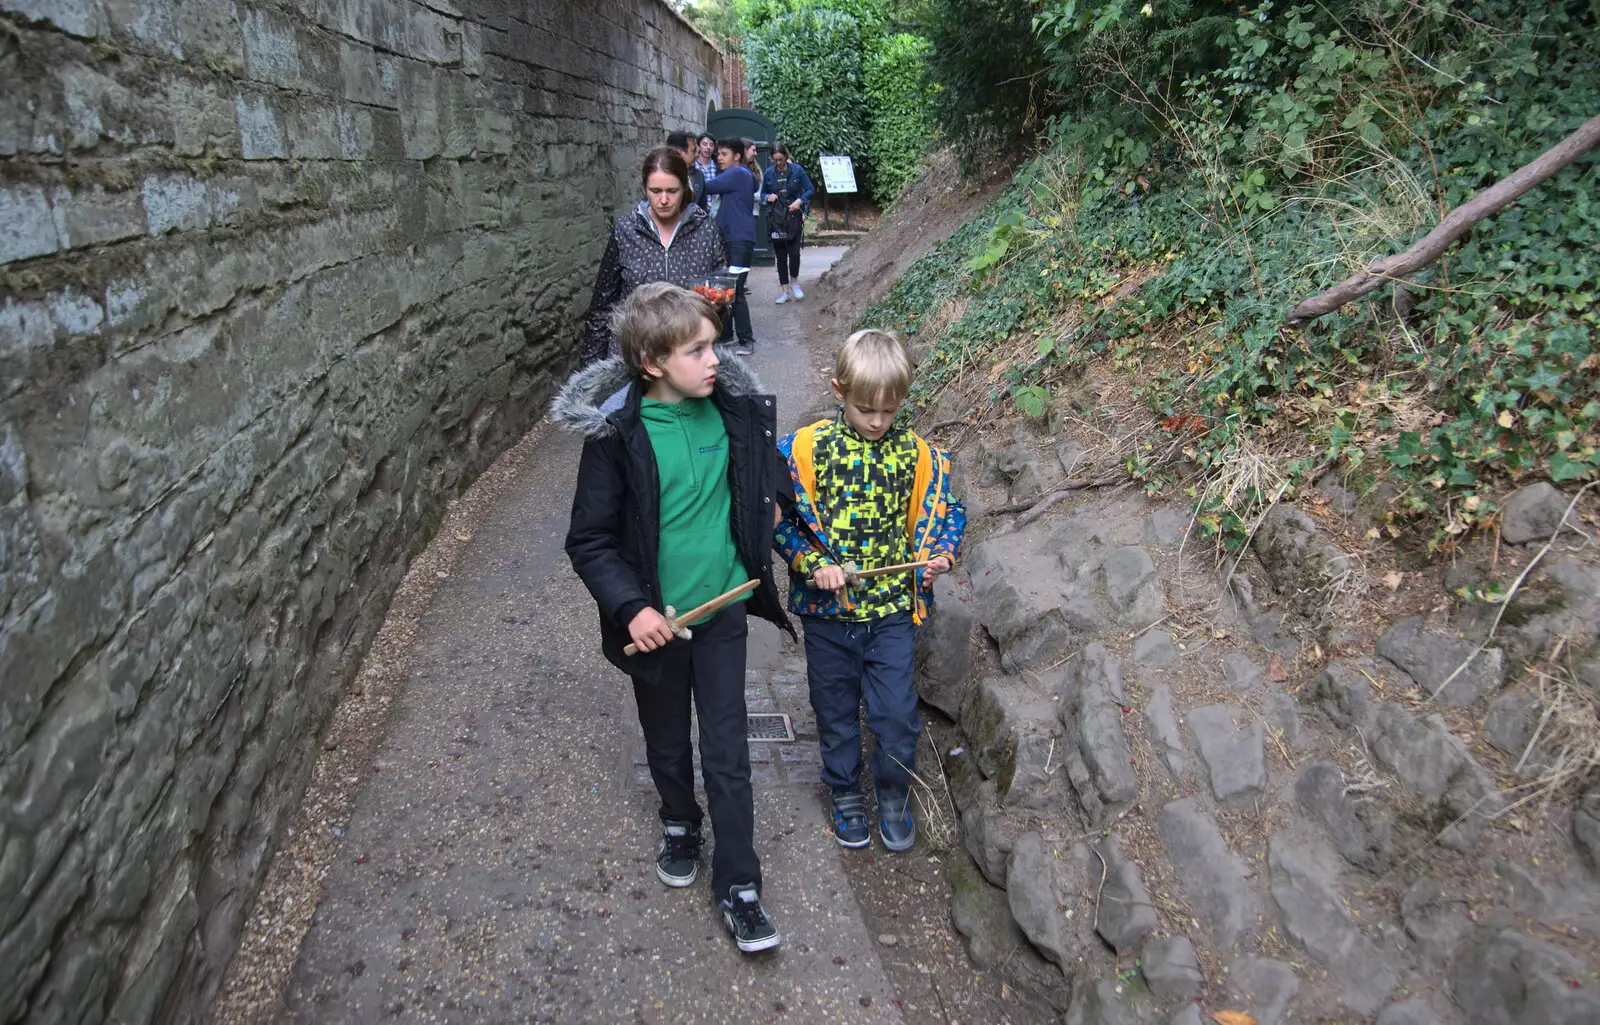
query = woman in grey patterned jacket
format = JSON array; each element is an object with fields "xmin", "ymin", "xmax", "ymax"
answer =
[{"xmin": 582, "ymin": 147, "xmax": 729, "ymax": 364}]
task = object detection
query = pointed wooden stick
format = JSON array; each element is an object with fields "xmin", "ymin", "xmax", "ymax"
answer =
[
  {"xmin": 623, "ymin": 579, "xmax": 759, "ymax": 655},
  {"xmin": 806, "ymin": 559, "xmax": 938, "ymax": 588}
]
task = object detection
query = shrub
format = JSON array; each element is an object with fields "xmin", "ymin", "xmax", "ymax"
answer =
[
  {"xmin": 746, "ymin": 8, "xmax": 871, "ymax": 188},
  {"xmin": 864, "ymin": 33, "xmax": 938, "ymax": 205}
]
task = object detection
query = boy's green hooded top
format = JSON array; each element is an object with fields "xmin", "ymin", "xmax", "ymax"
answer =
[{"xmin": 638, "ymin": 396, "xmax": 747, "ymax": 620}]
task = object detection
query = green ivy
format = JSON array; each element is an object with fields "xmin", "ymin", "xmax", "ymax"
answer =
[{"xmin": 864, "ymin": 33, "xmax": 938, "ymax": 205}]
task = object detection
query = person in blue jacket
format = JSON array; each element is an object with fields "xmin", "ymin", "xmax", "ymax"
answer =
[
  {"xmin": 763, "ymin": 143, "xmax": 815, "ymax": 304},
  {"xmin": 700, "ymin": 138, "xmax": 759, "ymax": 355}
]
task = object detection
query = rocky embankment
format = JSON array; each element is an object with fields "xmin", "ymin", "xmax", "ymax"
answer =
[{"xmin": 918, "ymin": 431, "xmax": 1600, "ymax": 1025}]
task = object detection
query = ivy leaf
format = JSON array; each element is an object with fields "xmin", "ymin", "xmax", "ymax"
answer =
[{"xmin": 1549, "ymin": 450, "xmax": 1594, "ymax": 482}]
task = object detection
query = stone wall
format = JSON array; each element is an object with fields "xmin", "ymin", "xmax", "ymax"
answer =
[{"xmin": 0, "ymin": 2, "xmax": 718, "ymax": 1022}]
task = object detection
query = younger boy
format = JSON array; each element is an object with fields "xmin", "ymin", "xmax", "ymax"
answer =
[
  {"xmin": 556, "ymin": 282, "xmax": 792, "ymax": 952},
  {"xmin": 775, "ymin": 330, "xmax": 966, "ymax": 852}
]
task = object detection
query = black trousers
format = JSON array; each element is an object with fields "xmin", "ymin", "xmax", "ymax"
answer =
[
  {"xmin": 629, "ymin": 603, "xmax": 760, "ymax": 896},
  {"xmin": 719, "ymin": 241, "xmax": 755, "ymax": 347},
  {"xmin": 773, "ymin": 235, "xmax": 802, "ymax": 285}
]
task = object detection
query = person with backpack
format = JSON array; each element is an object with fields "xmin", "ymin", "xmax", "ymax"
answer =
[
  {"xmin": 699, "ymin": 138, "xmax": 760, "ymax": 355},
  {"xmin": 763, "ymin": 143, "xmax": 815, "ymax": 304}
]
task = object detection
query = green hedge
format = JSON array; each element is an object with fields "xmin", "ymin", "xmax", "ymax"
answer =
[
  {"xmin": 864, "ymin": 33, "xmax": 936, "ymax": 205},
  {"xmin": 746, "ymin": 9, "xmax": 870, "ymax": 191}
]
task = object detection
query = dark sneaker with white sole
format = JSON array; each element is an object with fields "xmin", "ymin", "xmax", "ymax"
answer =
[
  {"xmin": 655, "ymin": 820, "xmax": 701, "ymax": 887},
  {"xmin": 877, "ymin": 785, "xmax": 916, "ymax": 852},
  {"xmin": 830, "ymin": 789, "xmax": 871, "ymax": 848},
  {"xmin": 720, "ymin": 884, "xmax": 780, "ymax": 953}
]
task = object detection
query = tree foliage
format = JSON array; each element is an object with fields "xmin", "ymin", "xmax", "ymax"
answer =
[
  {"xmin": 746, "ymin": 8, "xmax": 871, "ymax": 185},
  {"xmin": 864, "ymin": 33, "xmax": 938, "ymax": 204}
]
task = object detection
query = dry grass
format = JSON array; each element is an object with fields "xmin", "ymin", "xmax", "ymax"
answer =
[
  {"xmin": 1494, "ymin": 662, "xmax": 1600, "ymax": 817},
  {"xmin": 893, "ymin": 740, "xmax": 961, "ymax": 854}
]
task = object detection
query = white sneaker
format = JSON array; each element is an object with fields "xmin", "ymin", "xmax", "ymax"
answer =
[
  {"xmin": 774, "ymin": 291, "xmax": 789, "ymax": 304},
  {"xmin": 790, "ymin": 285, "xmax": 805, "ymax": 300}
]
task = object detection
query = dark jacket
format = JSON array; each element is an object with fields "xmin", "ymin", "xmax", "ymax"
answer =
[
  {"xmin": 701, "ymin": 164, "xmax": 758, "ymax": 245},
  {"xmin": 763, "ymin": 162, "xmax": 815, "ymax": 218},
  {"xmin": 553, "ymin": 355, "xmax": 795, "ymax": 681},
  {"xmin": 688, "ymin": 164, "xmax": 708, "ymax": 212},
  {"xmin": 583, "ymin": 202, "xmax": 727, "ymax": 363}
]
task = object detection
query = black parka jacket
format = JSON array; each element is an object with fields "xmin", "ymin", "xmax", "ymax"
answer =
[
  {"xmin": 552, "ymin": 355, "xmax": 794, "ymax": 681},
  {"xmin": 582, "ymin": 202, "xmax": 728, "ymax": 364}
]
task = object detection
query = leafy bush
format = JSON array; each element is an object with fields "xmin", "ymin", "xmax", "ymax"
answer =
[
  {"xmin": 867, "ymin": 0, "xmax": 1600, "ymax": 546},
  {"xmin": 864, "ymin": 33, "xmax": 938, "ymax": 205},
  {"xmin": 746, "ymin": 8, "xmax": 871, "ymax": 187},
  {"xmin": 910, "ymin": 0, "xmax": 1053, "ymax": 166}
]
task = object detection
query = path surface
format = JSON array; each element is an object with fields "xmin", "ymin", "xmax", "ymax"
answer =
[{"xmin": 277, "ymin": 250, "xmax": 921, "ymax": 1024}]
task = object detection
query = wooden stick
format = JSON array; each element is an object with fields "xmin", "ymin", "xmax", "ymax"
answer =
[
  {"xmin": 623, "ymin": 579, "xmax": 759, "ymax": 655},
  {"xmin": 806, "ymin": 559, "xmax": 938, "ymax": 588},
  {"xmin": 1285, "ymin": 112, "xmax": 1600, "ymax": 324}
]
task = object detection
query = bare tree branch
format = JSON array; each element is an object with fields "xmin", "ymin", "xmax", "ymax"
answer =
[{"xmin": 1285, "ymin": 112, "xmax": 1600, "ymax": 325}]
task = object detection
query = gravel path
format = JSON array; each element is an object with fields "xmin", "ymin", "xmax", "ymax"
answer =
[{"xmin": 220, "ymin": 250, "xmax": 949, "ymax": 1024}]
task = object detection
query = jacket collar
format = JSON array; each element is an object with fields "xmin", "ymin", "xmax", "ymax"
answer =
[
  {"xmin": 550, "ymin": 352, "xmax": 764, "ymax": 440},
  {"xmin": 629, "ymin": 201, "xmax": 708, "ymax": 242}
]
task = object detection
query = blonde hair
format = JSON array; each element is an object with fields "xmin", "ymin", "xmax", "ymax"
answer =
[
  {"xmin": 834, "ymin": 329, "xmax": 912, "ymax": 404},
  {"xmin": 614, "ymin": 282, "xmax": 719, "ymax": 377}
]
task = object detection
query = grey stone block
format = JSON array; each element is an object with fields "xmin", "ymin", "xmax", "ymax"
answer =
[
  {"xmin": 1091, "ymin": 833, "xmax": 1157, "ymax": 955},
  {"xmin": 1401, "ymin": 878, "xmax": 1473, "ymax": 969},
  {"xmin": 1141, "ymin": 936, "xmax": 1202, "ymax": 1000},
  {"xmin": 1377, "ymin": 616, "xmax": 1505, "ymax": 707},
  {"xmin": 1230, "ymin": 956, "xmax": 1300, "ymax": 1025},
  {"xmin": 1222, "ymin": 651, "xmax": 1264, "ymax": 692},
  {"xmin": 1294, "ymin": 761, "xmax": 1392, "ymax": 872},
  {"xmin": 1006, "ymin": 832, "xmax": 1068, "ymax": 965},
  {"xmin": 1450, "ymin": 930, "xmax": 1600, "ymax": 1025},
  {"xmin": 1158, "ymin": 797, "xmax": 1255, "ymax": 949},
  {"xmin": 1189, "ymin": 704, "xmax": 1265, "ymax": 800},
  {"xmin": 1501, "ymin": 482, "xmax": 1579, "ymax": 544},
  {"xmin": 1132, "ymin": 629, "xmax": 1178, "ymax": 665},
  {"xmin": 1268, "ymin": 838, "xmax": 1397, "ymax": 1013}
]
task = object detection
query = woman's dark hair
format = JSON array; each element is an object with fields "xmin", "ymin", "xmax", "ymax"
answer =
[
  {"xmin": 716, "ymin": 137, "xmax": 746, "ymax": 158},
  {"xmin": 772, "ymin": 142, "xmax": 790, "ymax": 158},
  {"xmin": 640, "ymin": 146, "xmax": 693, "ymax": 205}
]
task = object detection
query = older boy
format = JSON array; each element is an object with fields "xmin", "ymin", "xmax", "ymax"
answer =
[
  {"xmin": 555, "ymin": 282, "xmax": 790, "ymax": 952},
  {"xmin": 775, "ymin": 330, "xmax": 966, "ymax": 852}
]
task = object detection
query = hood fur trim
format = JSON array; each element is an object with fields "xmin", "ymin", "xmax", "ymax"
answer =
[{"xmin": 550, "ymin": 350, "xmax": 766, "ymax": 439}]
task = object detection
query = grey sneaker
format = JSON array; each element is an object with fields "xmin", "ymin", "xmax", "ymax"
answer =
[
  {"xmin": 734, "ymin": 342, "xmax": 755, "ymax": 356},
  {"xmin": 655, "ymin": 821, "xmax": 701, "ymax": 887},
  {"xmin": 791, "ymin": 284, "xmax": 805, "ymax": 300},
  {"xmin": 831, "ymin": 789, "xmax": 871, "ymax": 848},
  {"xmin": 720, "ymin": 884, "xmax": 781, "ymax": 953},
  {"xmin": 877, "ymin": 785, "xmax": 916, "ymax": 852},
  {"xmin": 774, "ymin": 290, "xmax": 790, "ymax": 304}
]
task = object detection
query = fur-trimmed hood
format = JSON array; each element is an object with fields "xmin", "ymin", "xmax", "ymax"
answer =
[{"xmin": 550, "ymin": 352, "xmax": 766, "ymax": 439}]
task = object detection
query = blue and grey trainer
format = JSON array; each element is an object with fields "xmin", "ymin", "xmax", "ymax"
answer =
[
  {"xmin": 721, "ymin": 884, "xmax": 781, "ymax": 953},
  {"xmin": 877, "ymin": 785, "xmax": 916, "ymax": 852},
  {"xmin": 830, "ymin": 789, "xmax": 871, "ymax": 848},
  {"xmin": 655, "ymin": 820, "xmax": 701, "ymax": 887}
]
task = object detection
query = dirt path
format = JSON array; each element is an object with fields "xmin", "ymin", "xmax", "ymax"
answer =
[{"xmin": 216, "ymin": 249, "xmax": 1024, "ymax": 1025}]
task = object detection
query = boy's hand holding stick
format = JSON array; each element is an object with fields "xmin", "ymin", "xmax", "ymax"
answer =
[
  {"xmin": 624, "ymin": 579, "xmax": 760, "ymax": 655},
  {"xmin": 806, "ymin": 558, "xmax": 950, "ymax": 590}
]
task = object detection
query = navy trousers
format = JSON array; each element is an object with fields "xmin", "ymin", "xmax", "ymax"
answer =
[
  {"xmin": 629, "ymin": 604, "xmax": 759, "ymax": 896},
  {"xmin": 801, "ymin": 612, "xmax": 920, "ymax": 792}
]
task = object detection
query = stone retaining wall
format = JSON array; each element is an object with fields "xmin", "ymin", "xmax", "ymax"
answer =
[{"xmin": 0, "ymin": 2, "xmax": 718, "ymax": 1022}]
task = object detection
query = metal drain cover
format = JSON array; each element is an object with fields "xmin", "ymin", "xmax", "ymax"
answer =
[{"xmin": 747, "ymin": 713, "xmax": 794, "ymax": 742}]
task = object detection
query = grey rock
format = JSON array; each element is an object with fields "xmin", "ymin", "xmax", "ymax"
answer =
[
  {"xmin": 1091, "ymin": 833, "xmax": 1157, "ymax": 955},
  {"xmin": 1100, "ymin": 546, "xmax": 1164, "ymax": 627},
  {"xmin": 1145, "ymin": 684, "xmax": 1188, "ymax": 777},
  {"xmin": 947, "ymin": 852, "xmax": 1029, "ymax": 970},
  {"xmin": 1268, "ymin": 838, "xmax": 1397, "ymax": 1013},
  {"xmin": 1169, "ymin": 1006, "xmax": 1203, "ymax": 1025},
  {"xmin": 1064, "ymin": 978, "xmax": 1142, "ymax": 1025},
  {"xmin": 1483, "ymin": 691, "xmax": 1550, "ymax": 774},
  {"xmin": 1377, "ymin": 616, "xmax": 1506, "ymax": 707},
  {"xmin": 1229, "ymin": 956, "xmax": 1300, "ymax": 1025},
  {"xmin": 1143, "ymin": 506, "xmax": 1189, "ymax": 545},
  {"xmin": 1575, "ymin": 788, "xmax": 1600, "ymax": 874},
  {"xmin": 1056, "ymin": 441, "xmax": 1089, "ymax": 476},
  {"xmin": 1189, "ymin": 705, "xmax": 1266, "ymax": 800},
  {"xmin": 1059, "ymin": 644, "xmax": 1138, "ymax": 822},
  {"xmin": 1316, "ymin": 473, "xmax": 1359, "ymax": 514},
  {"xmin": 1222, "ymin": 652, "xmax": 1264, "ymax": 693},
  {"xmin": 1294, "ymin": 761, "xmax": 1393, "ymax": 872},
  {"xmin": 1400, "ymin": 878, "xmax": 1473, "ymax": 969},
  {"xmin": 1141, "ymin": 936, "xmax": 1202, "ymax": 1001},
  {"xmin": 1251, "ymin": 505, "xmax": 1348, "ymax": 613},
  {"xmin": 1009, "ymin": 458, "xmax": 1051, "ymax": 505},
  {"xmin": 960, "ymin": 676, "xmax": 1064, "ymax": 810},
  {"xmin": 979, "ymin": 438, "xmax": 1034, "ymax": 488},
  {"xmin": 1501, "ymin": 481, "xmax": 1579, "ymax": 544},
  {"xmin": 961, "ymin": 794, "xmax": 1013, "ymax": 887},
  {"xmin": 1371, "ymin": 706, "xmax": 1503, "ymax": 850},
  {"xmin": 1266, "ymin": 688, "xmax": 1300, "ymax": 746},
  {"xmin": 914, "ymin": 573, "xmax": 977, "ymax": 718},
  {"xmin": 1450, "ymin": 929, "xmax": 1600, "ymax": 1025},
  {"xmin": 1006, "ymin": 833, "xmax": 1067, "ymax": 965},
  {"xmin": 1132, "ymin": 629, "xmax": 1178, "ymax": 665},
  {"xmin": 1158, "ymin": 798, "xmax": 1255, "ymax": 949},
  {"xmin": 1377, "ymin": 999, "xmax": 1442, "ymax": 1025},
  {"xmin": 1307, "ymin": 657, "xmax": 1412, "ymax": 732}
]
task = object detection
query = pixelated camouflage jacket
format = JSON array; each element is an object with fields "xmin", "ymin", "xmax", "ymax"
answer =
[{"xmin": 775, "ymin": 418, "xmax": 966, "ymax": 624}]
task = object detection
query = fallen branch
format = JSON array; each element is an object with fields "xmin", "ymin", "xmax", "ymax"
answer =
[
  {"xmin": 988, "ymin": 477, "xmax": 1124, "ymax": 520},
  {"xmin": 1285, "ymin": 112, "xmax": 1600, "ymax": 324}
]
